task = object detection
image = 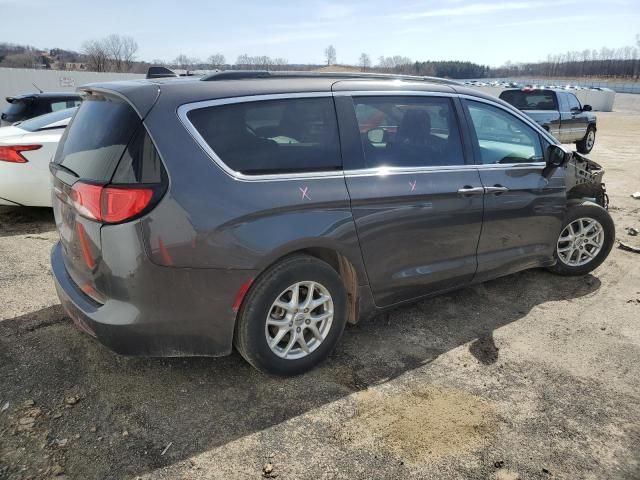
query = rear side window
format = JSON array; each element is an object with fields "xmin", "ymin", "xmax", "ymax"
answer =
[
  {"xmin": 54, "ymin": 94, "xmax": 141, "ymax": 182},
  {"xmin": 353, "ymin": 96, "xmax": 464, "ymax": 168},
  {"xmin": 112, "ymin": 127, "xmax": 164, "ymax": 184},
  {"xmin": 499, "ymin": 90, "xmax": 556, "ymax": 110},
  {"xmin": 186, "ymin": 97, "xmax": 341, "ymax": 175}
]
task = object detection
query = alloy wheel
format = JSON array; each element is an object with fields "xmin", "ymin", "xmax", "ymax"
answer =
[
  {"xmin": 265, "ymin": 281, "xmax": 334, "ymax": 360},
  {"xmin": 557, "ymin": 217, "xmax": 604, "ymax": 267}
]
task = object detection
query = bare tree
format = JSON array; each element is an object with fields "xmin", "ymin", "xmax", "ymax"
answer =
[
  {"xmin": 233, "ymin": 54, "xmax": 288, "ymax": 70},
  {"xmin": 0, "ymin": 49, "xmax": 42, "ymax": 68},
  {"xmin": 376, "ymin": 55, "xmax": 412, "ymax": 71},
  {"xmin": 255, "ymin": 55, "xmax": 272, "ymax": 69},
  {"xmin": 82, "ymin": 34, "xmax": 138, "ymax": 72},
  {"xmin": 121, "ymin": 36, "xmax": 138, "ymax": 72},
  {"xmin": 236, "ymin": 54, "xmax": 250, "ymax": 67},
  {"xmin": 82, "ymin": 39, "xmax": 109, "ymax": 72},
  {"xmin": 105, "ymin": 34, "xmax": 124, "ymax": 71},
  {"xmin": 359, "ymin": 53, "xmax": 371, "ymax": 71},
  {"xmin": 173, "ymin": 54, "xmax": 200, "ymax": 70},
  {"xmin": 207, "ymin": 53, "xmax": 225, "ymax": 69},
  {"xmin": 324, "ymin": 45, "xmax": 336, "ymax": 65}
]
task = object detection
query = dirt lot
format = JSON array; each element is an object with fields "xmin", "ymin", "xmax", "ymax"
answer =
[{"xmin": 1, "ymin": 95, "xmax": 639, "ymax": 480}]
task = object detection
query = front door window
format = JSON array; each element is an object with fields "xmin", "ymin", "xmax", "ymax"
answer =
[{"xmin": 465, "ymin": 100, "xmax": 543, "ymax": 164}]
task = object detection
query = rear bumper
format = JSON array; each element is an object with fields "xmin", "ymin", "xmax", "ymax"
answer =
[{"xmin": 51, "ymin": 241, "xmax": 256, "ymax": 357}]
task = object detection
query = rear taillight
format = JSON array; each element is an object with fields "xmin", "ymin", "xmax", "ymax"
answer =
[
  {"xmin": 0, "ymin": 144, "xmax": 41, "ymax": 163},
  {"xmin": 70, "ymin": 182, "xmax": 154, "ymax": 224}
]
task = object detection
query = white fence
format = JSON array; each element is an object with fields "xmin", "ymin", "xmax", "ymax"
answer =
[
  {"xmin": 0, "ymin": 68, "xmax": 620, "ymax": 113},
  {"xmin": 0, "ymin": 68, "xmax": 144, "ymax": 109}
]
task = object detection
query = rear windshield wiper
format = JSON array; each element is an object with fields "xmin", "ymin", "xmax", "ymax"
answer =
[{"xmin": 49, "ymin": 162, "xmax": 79, "ymax": 178}]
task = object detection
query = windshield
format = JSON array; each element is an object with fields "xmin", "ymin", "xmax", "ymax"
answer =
[
  {"xmin": 500, "ymin": 91, "xmax": 557, "ymax": 111},
  {"xmin": 18, "ymin": 107, "xmax": 77, "ymax": 132}
]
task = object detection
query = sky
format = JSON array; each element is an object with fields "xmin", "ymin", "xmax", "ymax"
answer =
[{"xmin": 1, "ymin": 0, "xmax": 639, "ymax": 67}]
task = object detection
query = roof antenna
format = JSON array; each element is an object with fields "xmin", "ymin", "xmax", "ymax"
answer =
[{"xmin": 32, "ymin": 83, "xmax": 43, "ymax": 93}]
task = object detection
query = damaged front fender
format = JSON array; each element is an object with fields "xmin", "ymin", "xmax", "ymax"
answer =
[{"xmin": 564, "ymin": 152, "xmax": 608, "ymax": 209}]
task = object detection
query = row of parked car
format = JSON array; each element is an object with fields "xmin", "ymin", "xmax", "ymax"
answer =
[
  {"xmin": 0, "ymin": 72, "xmax": 613, "ymax": 375},
  {"xmin": 464, "ymin": 80, "xmax": 609, "ymax": 92}
]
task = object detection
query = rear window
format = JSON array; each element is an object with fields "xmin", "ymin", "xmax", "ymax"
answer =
[
  {"xmin": 4, "ymin": 101, "xmax": 29, "ymax": 115},
  {"xmin": 54, "ymin": 94, "xmax": 141, "ymax": 182},
  {"xmin": 186, "ymin": 97, "xmax": 341, "ymax": 175},
  {"xmin": 51, "ymin": 99, "xmax": 82, "ymax": 111},
  {"xmin": 18, "ymin": 107, "xmax": 76, "ymax": 132},
  {"xmin": 499, "ymin": 91, "xmax": 557, "ymax": 111}
]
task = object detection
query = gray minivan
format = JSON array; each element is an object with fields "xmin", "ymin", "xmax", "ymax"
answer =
[{"xmin": 50, "ymin": 72, "xmax": 614, "ymax": 375}]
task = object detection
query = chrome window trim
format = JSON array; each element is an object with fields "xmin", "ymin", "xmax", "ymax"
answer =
[
  {"xmin": 177, "ymin": 92, "xmax": 342, "ymax": 182},
  {"xmin": 344, "ymin": 163, "xmax": 544, "ymax": 178},
  {"xmin": 333, "ymin": 90, "xmax": 452, "ymax": 98},
  {"xmin": 177, "ymin": 90, "xmax": 550, "ymax": 183}
]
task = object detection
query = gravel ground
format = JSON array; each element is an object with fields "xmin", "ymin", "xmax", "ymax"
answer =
[{"xmin": 1, "ymin": 94, "xmax": 639, "ymax": 480}]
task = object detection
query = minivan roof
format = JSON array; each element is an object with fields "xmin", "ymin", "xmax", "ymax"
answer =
[{"xmin": 78, "ymin": 73, "xmax": 502, "ymax": 118}]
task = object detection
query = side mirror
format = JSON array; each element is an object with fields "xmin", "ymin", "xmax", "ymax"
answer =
[
  {"xmin": 582, "ymin": 104, "xmax": 592, "ymax": 112},
  {"xmin": 367, "ymin": 128, "xmax": 385, "ymax": 144},
  {"xmin": 542, "ymin": 144, "xmax": 571, "ymax": 178}
]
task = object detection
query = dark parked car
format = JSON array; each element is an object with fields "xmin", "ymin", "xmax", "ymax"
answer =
[
  {"xmin": 1, "ymin": 92, "xmax": 82, "ymax": 126},
  {"xmin": 50, "ymin": 72, "xmax": 614, "ymax": 375},
  {"xmin": 499, "ymin": 88, "xmax": 597, "ymax": 154}
]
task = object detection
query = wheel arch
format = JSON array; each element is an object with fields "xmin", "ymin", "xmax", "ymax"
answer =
[{"xmin": 238, "ymin": 241, "xmax": 367, "ymax": 327}]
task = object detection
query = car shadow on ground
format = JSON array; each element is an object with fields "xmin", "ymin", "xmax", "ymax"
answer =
[
  {"xmin": 0, "ymin": 206, "xmax": 56, "ymax": 237},
  {"xmin": 0, "ymin": 270, "xmax": 601, "ymax": 478}
]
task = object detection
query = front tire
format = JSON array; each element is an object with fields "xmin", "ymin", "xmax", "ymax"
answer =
[
  {"xmin": 547, "ymin": 202, "xmax": 614, "ymax": 276},
  {"xmin": 234, "ymin": 255, "xmax": 347, "ymax": 376},
  {"xmin": 576, "ymin": 125, "xmax": 596, "ymax": 154}
]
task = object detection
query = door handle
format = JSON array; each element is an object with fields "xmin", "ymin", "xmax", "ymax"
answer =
[
  {"xmin": 484, "ymin": 185, "xmax": 510, "ymax": 194},
  {"xmin": 457, "ymin": 186, "xmax": 485, "ymax": 195}
]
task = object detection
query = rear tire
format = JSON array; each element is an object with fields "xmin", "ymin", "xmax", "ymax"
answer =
[
  {"xmin": 547, "ymin": 202, "xmax": 614, "ymax": 276},
  {"xmin": 576, "ymin": 125, "xmax": 596, "ymax": 154},
  {"xmin": 234, "ymin": 255, "xmax": 347, "ymax": 376}
]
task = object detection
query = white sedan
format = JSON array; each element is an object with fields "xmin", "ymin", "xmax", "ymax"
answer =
[{"xmin": 0, "ymin": 107, "xmax": 76, "ymax": 207}]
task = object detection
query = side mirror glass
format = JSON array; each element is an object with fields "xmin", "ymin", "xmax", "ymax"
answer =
[
  {"xmin": 546, "ymin": 144, "xmax": 571, "ymax": 167},
  {"xmin": 367, "ymin": 128, "xmax": 385, "ymax": 144},
  {"xmin": 582, "ymin": 104, "xmax": 592, "ymax": 112},
  {"xmin": 543, "ymin": 144, "xmax": 571, "ymax": 178}
]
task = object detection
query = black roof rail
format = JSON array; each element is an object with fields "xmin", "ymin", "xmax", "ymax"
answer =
[
  {"xmin": 200, "ymin": 70, "xmax": 461, "ymax": 85},
  {"xmin": 147, "ymin": 66, "xmax": 204, "ymax": 79},
  {"xmin": 147, "ymin": 66, "xmax": 179, "ymax": 79},
  {"xmin": 200, "ymin": 70, "xmax": 272, "ymax": 81}
]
